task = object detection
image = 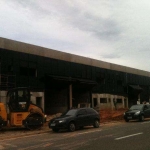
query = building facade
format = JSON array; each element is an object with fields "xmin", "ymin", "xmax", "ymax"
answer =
[{"xmin": 0, "ymin": 37, "xmax": 150, "ymax": 114}]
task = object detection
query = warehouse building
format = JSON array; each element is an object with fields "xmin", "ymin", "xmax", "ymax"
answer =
[{"xmin": 0, "ymin": 37, "xmax": 150, "ymax": 114}]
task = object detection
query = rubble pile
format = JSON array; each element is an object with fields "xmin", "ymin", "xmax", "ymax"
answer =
[{"xmin": 46, "ymin": 113, "xmax": 62, "ymax": 122}]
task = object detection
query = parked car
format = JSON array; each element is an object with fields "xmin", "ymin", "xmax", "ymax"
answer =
[
  {"xmin": 124, "ymin": 104, "xmax": 150, "ymax": 122},
  {"xmin": 49, "ymin": 107, "xmax": 100, "ymax": 132}
]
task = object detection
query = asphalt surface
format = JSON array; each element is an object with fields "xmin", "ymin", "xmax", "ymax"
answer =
[
  {"xmin": 0, "ymin": 121, "xmax": 116, "ymax": 140},
  {"xmin": 2, "ymin": 120, "xmax": 150, "ymax": 150},
  {"xmin": 0, "ymin": 120, "xmax": 123, "ymax": 149}
]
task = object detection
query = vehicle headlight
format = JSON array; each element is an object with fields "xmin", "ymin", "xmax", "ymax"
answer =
[
  {"xmin": 59, "ymin": 120, "xmax": 65, "ymax": 123},
  {"xmin": 135, "ymin": 111, "xmax": 140, "ymax": 115}
]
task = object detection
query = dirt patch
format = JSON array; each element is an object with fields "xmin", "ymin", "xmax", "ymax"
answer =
[
  {"xmin": 99, "ymin": 108, "xmax": 127, "ymax": 123},
  {"xmin": 46, "ymin": 109, "xmax": 127, "ymax": 123}
]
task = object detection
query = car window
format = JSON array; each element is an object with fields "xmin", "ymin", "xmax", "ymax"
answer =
[
  {"xmin": 87, "ymin": 108, "xmax": 97, "ymax": 114},
  {"xmin": 77, "ymin": 109, "xmax": 87, "ymax": 115},
  {"xmin": 65, "ymin": 109, "xmax": 78, "ymax": 116},
  {"xmin": 129, "ymin": 105, "xmax": 143, "ymax": 110}
]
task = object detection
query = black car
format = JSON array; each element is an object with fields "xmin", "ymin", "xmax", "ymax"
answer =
[
  {"xmin": 124, "ymin": 104, "xmax": 150, "ymax": 122},
  {"xmin": 49, "ymin": 107, "xmax": 100, "ymax": 132}
]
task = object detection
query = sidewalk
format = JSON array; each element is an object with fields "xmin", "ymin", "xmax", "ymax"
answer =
[{"xmin": 0, "ymin": 124, "xmax": 50, "ymax": 140}]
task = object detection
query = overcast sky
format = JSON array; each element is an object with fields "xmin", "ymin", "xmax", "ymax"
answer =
[{"xmin": 0, "ymin": 0, "xmax": 150, "ymax": 72}]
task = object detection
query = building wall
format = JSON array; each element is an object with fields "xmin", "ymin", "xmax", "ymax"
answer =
[
  {"xmin": 0, "ymin": 47, "xmax": 150, "ymax": 113},
  {"xmin": 92, "ymin": 93, "xmax": 128, "ymax": 110},
  {"xmin": 0, "ymin": 37, "xmax": 150, "ymax": 77},
  {"xmin": 30, "ymin": 91, "xmax": 44, "ymax": 111},
  {"xmin": 0, "ymin": 38, "xmax": 150, "ymax": 114}
]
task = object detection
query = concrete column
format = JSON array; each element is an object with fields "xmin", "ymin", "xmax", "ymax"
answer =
[
  {"xmin": 138, "ymin": 94, "xmax": 140, "ymax": 104},
  {"xmin": 122, "ymin": 96, "xmax": 124, "ymax": 108},
  {"xmin": 124, "ymin": 97, "xmax": 128, "ymax": 108},
  {"xmin": 97, "ymin": 94, "xmax": 100, "ymax": 107},
  {"xmin": 41, "ymin": 93, "xmax": 45, "ymax": 112},
  {"xmin": 111, "ymin": 95, "xmax": 114, "ymax": 110},
  {"xmin": 69, "ymin": 84, "xmax": 72, "ymax": 109},
  {"xmin": 91, "ymin": 94, "xmax": 94, "ymax": 108}
]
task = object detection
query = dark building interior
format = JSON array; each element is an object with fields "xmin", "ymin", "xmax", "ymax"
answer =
[{"xmin": 0, "ymin": 47, "xmax": 150, "ymax": 114}]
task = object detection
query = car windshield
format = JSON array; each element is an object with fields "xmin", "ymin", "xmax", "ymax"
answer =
[
  {"xmin": 63, "ymin": 109, "xmax": 78, "ymax": 116},
  {"xmin": 129, "ymin": 105, "xmax": 143, "ymax": 110}
]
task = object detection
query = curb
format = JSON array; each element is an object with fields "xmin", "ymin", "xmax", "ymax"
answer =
[{"xmin": 0, "ymin": 120, "xmax": 124, "ymax": 140}]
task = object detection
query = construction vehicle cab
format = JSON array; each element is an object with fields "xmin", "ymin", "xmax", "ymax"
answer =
[
  {"xmin": 7, "ymin": 87, "xmax": 30, "ymax": 112},
  {"xmin": 0, "ymin": 87, "xmax": 45, "ymax": 130}
]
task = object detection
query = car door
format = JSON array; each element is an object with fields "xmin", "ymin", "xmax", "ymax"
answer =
[
  {"xmin": 86, "ymin": 108, "xmax": 96, "ymax": 125},
  {"xmin": 76, "ymin": 109, "xmax": 87, "ymax": 127},
  {"xmin": 143, "ymin": 105, "xmax": 150, "ymax": 118}
]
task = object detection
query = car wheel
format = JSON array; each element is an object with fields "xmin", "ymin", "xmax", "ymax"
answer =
[
  {"xmin": 52, "ymin": 128, "xmax": 59, "ymax": 132},
  {"xmin": 139, "ymin": 115, "xmax": 144, "ymax": 122},
  {"xmin": 93, "ymin": 119, "xmax": 100, "ymax": 128},
  {"xmin": 125, "ymin": 119, "xmax": 129, "ymax": 122},
  {"xmin": 68, "ymin": 122, "xmax": 76, "ymax": 132}
]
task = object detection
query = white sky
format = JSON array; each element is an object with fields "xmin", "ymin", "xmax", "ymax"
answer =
[{"xmin": 0, "ymin": 0, "xmax": 150, "ymax": 72}]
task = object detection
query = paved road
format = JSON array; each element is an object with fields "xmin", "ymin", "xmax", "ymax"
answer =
[{"xmin": 0, "ymin": 120, "xmax": 150, "ymax": 150}]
